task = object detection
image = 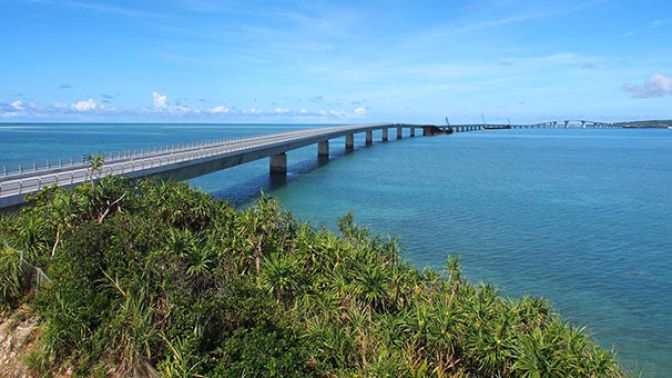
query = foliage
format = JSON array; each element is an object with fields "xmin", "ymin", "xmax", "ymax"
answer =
[{"xmin": 0, "ymin": 178, "xmax": 626, "ymax": 377}]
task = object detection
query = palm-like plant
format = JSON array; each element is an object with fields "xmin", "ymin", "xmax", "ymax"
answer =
[
  {"xmin": 85, "ymin": 153, "xmax": 104, "ymax": 189},
  {"xmin": 259, "ymin": 254, "xmax": 299, "ymax": 302}
]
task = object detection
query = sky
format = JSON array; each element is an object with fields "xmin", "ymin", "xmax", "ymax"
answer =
[{"xmin": 0, "ymin": 0, "xmax": 670, "ymax": 124}]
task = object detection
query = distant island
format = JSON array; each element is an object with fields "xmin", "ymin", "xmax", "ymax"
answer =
[{"xmin": 614, "ymin": 120, "xmax": 672, "ymax": 128}]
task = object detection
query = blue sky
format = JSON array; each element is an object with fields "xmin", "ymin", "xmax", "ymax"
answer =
[{"xmin": 0, "ymin": 0, "xmax": 670, "ymax": 123}]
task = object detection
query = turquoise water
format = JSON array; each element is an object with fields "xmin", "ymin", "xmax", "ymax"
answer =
[{"xmin": 1, "ymin": 123, "xmax": 671, "ymax": 376}]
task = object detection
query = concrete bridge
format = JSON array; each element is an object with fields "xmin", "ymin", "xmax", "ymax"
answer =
[
  {"xmin": 0, "ymin": 119, "xmax": 624, "ymax": 210},
  {"xmin": 0, "ymin": 123, "xmax": 455, "ymax": 210},
  {"xmin": 509, "ymin": 120, "xmax": 617, "ymax": 129},
  {"xmin": 445, "ymin": 120, "xmax": 617, "ymax": 131}
]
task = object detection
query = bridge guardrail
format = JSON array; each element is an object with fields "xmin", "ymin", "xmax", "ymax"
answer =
[{"xmin": 0, "ymin": 125, "xmax": 363, "ymax": 197}]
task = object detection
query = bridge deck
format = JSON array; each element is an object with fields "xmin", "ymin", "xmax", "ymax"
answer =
[{"xmin": 0, "ymin": 123, "xmax": 444, "ymax": 209}]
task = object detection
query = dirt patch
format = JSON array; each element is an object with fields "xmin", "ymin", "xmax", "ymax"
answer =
[{"xmin": 0, "ymin": 307, "xmax": 39, "ymax": 378}]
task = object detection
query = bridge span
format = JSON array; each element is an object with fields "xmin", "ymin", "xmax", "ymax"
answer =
[
  {"xmin": 0, "ymin": 123, "xmax": 452, "ymax": 210},
  {"xmin": 0, "ymin": 120, "xmax": 625, "ymax": 210}
]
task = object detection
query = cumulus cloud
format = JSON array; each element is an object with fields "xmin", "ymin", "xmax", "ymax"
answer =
[
  {"xmin": 11, "ymin": 100, "xmax": 24, "ymax": 111},
  {"xmin": 210, "ymin": 105, "xmax": 229, "ymax": 114},
  {"xmin": 623, "ymin": 73, "xmax": 672, "ymax": 98},
  {"xmin": 71, "ymin": 98, "xmax": 98, "ymax": 112},
  {"xmin": 274, "ymin": 107, "xmax": 290, "ymax": 113},
  {"xmin": 353, "ymin": 106, "xmax": 367, "ymax": 116},
  {"xmin": 152, "ymin": 91, "xmax": 168, "ymax": 109}
]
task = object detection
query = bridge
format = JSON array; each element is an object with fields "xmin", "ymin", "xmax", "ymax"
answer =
[
  {"xmin": 511, "ymin": 120, "xmax": 617, "ymax": 129},
  {"xmin": 0, "ymin": 119, "xmax": 623, "ymax": 210},
  {"xmin": 0, "ymin": 123, "xmax": 452, "ymax": 210},
  {"xmin": 444, "ymin": 119, "xmax": 617, "ymax": 131}
]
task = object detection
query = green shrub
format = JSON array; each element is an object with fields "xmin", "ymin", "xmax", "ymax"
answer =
[
  {"xmin": 0, "ymin": 242, "xmax": 31, "ymax": 311},
  {"xmin": 0, "ymin": 178, "xmax": 626, "ymax": 377}
]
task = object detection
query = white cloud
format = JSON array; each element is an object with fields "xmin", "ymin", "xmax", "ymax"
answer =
[
  {"xmin": 246, "ymin": 107, "xmax": 262, "ymax": 114},
  {"xmin": 210, "ymin": 105, "xmax": 229, "ymax": 113},
  {"xmin": 299, "ymin": 108, "xmax": 307, "ymax": 114},
  {"xmin": 11, "ymin": 100, "xmax": 24, "ymax": 111},
  {"xmin": 152, "ymin": 91, "xmax": 168, "ymax": 109},
  {"xmin": 274, "ymin": 107, "xmax": 290, "ymax": 113},
  {"xmin": 353, "ymin": 106, "xmax": 367, "ymax": 116},
  {"xmin": 623, "ymin": 73, "xmax": 672, "ymax": 98},
  {"xmin": 71, "ymin": 98, "xmax": 98, "ymax": 112}
]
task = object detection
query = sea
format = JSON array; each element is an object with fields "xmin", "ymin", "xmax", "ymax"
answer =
[{"xmin": 1, "ymin": 123, "xmax": 670, "ymax": 376}]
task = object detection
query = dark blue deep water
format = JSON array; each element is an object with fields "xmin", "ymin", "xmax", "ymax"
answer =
[{"xmin": 1, "ymin": 123, "xmax": 671, "ymax": 376}]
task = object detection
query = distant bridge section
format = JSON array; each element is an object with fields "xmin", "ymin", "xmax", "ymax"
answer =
[{"xmin": 445, "ymin": 119, "xmax": 617, "ymax": 132}]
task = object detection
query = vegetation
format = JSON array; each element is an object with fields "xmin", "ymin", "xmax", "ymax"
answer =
[
  {"xmin": 0, "ymin": 177, "xmax": 626, "ymax": 377},
  {"xmin": 614, "ymin": 120, "xmax": 672, "ymax": 128}
]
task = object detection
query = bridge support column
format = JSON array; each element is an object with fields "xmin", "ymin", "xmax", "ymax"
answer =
[
  {"xmin": 410, "ymin": 128, "xmax": 415, "ymax": 137},
  {"xmin": 318, "ymin": 140, "xmax": 329, "ymax": 159},
  {"xmin": 270, "ymin": 153, "xmax": 287, "ymax": 176},
  {"xmin": 345, "ymin": 134, "xmax": 354, "ymax": 151},
  {"xmin": 365, "ymin": 130, "xmax": 373, "ymax": 145},
  {"xmin": 423, "ymin": 127, "xmax": 431, "ymax": 136},
  {"xmin": 382, "ymin": 128, "xmax": 388, "ymax": 141},
  {"xmin": 396, "ymin": 127, "xmax": 402, "ymax": 139}
]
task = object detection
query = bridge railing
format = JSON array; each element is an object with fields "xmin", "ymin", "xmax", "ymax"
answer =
[
  {"xmin": 0, "ymin": 124, "xmax": 383, "ymax": 181},
  {"xmin": 0, "ymin": 127, "xmax": 349, "ymax": 196},
  {"xmin": 0, "ymin": 138, "xmax": 255, "ymax": 195},
  {"xmin": 0, "ymin": 136, "xmax": 259, "ymax": 180}
]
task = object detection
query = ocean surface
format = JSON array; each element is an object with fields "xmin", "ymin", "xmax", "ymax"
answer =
[{"xmin": 1, "ymin": 123, "xmax": 671, "ymax": 376}]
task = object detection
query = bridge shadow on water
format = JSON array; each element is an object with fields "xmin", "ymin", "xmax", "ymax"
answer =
[{"xmin": 204, "ymin": 147, "xmax": 352, "ymax": 208}]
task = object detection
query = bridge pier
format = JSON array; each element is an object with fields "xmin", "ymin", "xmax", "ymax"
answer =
[
  {"xmin": 396, "ymin": 127, "xmax": 402, "ymax": 139},
  {"xmin": 410, "ymin": 127, "xmax": 415, "ymax": 137},
  {"xmin": 270, "ymin": 153, "xmax": 287, "ymax": 176},
  {"xmin": 365, "ymin": 130, "xmax": 373, "ymax": 145},
  {"xmin": 382, "ymin": 128, "xmax": 388, "ymax": 141},
  {"xmin": 345, "ymin": 134, "xmax": 354, "ymax": 152},
  {"xmin": 318, "ymin": 140, "xmax": 329, "ymax": 159}
]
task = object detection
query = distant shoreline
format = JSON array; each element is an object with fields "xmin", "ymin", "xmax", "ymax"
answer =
[{"xmin": 613, "ymin": 120, "xmax": 672, "ymax": 128}]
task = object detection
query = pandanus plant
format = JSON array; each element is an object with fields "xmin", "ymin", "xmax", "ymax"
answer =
[{"xmin": 85, "ymin": 153, "xmax": 104, "ymax": 189}]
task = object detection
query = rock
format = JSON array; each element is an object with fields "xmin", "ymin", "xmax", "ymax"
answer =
[{"xmin": 0, "ymin": 307, "xmax": 39, "ymax": 378}]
